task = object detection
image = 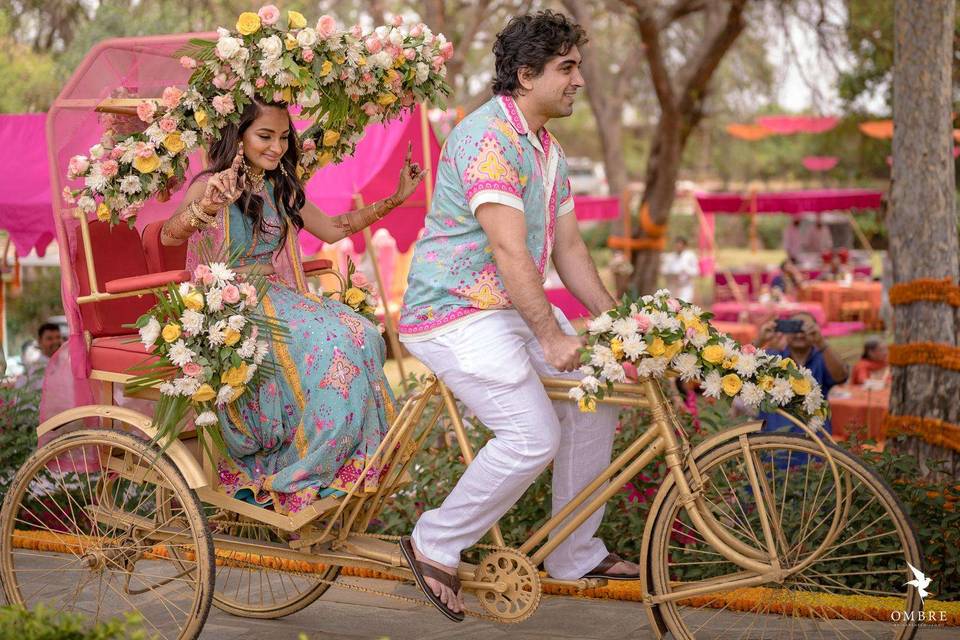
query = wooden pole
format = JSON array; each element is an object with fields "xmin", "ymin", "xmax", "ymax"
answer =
[
  {"xmin": 846, "ymin": 211, "xmax": 875, "ymax": 253},
  {"xmin": 419, "ymin": 104, "xmax": 434, "ymax": 208}
]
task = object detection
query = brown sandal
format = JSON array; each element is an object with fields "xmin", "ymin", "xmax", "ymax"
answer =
[
  {"xmin": 399, "ymin": 536, "xmax": 464, "ymax": 622},
  {"xmin": 582, "ymin": 552, "xmax": 640, "ymax": 581}
]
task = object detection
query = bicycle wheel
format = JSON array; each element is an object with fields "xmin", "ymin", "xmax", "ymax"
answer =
[
  {"xmin": 0, "ymin": 429, "xmax": 214, "ymax": 640},
  {"xmin": 648, "ymin": 432, "xmax": 922, "ymax": 640}
]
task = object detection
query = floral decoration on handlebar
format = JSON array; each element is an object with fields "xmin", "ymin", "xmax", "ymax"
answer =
[
  {"xmin": 327, "ymin": 257, "xmax": 381, "ymax": 327},
  {"xmin": 126, "ymin": 257, "xmax": 289, "ymax": 456},
  {"xmin": 63, "ymin": 5, "xmax": 452, "ymax": 227},
  {"xmin": 570, "ymin": 289, "xmax": 830, "ymax": 429}
]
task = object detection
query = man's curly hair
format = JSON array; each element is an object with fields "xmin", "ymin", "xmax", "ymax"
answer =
[{"xmin": 491, "ymin": 10, "xmax": 587, "ymax": 96}]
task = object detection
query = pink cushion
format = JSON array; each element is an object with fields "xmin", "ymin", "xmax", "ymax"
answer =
[
  {"xmin": 89, "ymin": 335, "xmax": 162, "ymax": 374},
  {"xmin": 303, "ymin": 258, "xmax": 333, "ymax": 272},
  {"xmin": 142, "ymin": 221, "xmax": 188, "ymax": 272},
  {"xmin": 105, "ymin": 269, "xmax": 191, "ymax": 294}
]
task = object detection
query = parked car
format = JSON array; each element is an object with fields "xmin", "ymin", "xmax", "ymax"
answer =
[{"xmin": 566, "ymin": 157, "xmax": 608, "ymax": 196}]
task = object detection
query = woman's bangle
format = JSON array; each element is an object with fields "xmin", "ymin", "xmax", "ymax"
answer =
[{"xmin": 188, "ymin": 200, "xmax": 219, "ymax": 229}]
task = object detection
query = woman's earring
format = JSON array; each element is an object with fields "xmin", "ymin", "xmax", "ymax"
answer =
[{"xmin": 279, "ymin": 163, "xmax": 289, "ymax": 178}]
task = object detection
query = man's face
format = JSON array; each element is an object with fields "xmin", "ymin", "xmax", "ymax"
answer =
[
  {"xmin": 786, "ymin": 314, "xmax": 814, "ymax": 352},
  {"xmin": 39, "ymin": 329, "xmax": 61, "ymax": 358},
  {"xmin": 523, "ymin": 45, "xmax": 584, "ymax": 119}
]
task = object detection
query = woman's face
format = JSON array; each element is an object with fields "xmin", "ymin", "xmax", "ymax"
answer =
[{"xmin": 241, "ymin": 105, "xmax": 290, "ymax": 172}]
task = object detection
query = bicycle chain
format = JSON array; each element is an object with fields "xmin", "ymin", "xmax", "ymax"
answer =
[{"xmin": 211, "ymin": 530, "xmax": 539, "ymax": 623}]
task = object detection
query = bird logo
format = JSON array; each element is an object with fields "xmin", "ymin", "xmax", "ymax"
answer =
[{"xmin": 905, "ymin": 563, "xmax": 933, "ymax": 602}]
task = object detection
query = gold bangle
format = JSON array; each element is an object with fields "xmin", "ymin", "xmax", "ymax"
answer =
[{"xmin": 189, "ymin": 200, "xmax": 218, "ymax": 229}]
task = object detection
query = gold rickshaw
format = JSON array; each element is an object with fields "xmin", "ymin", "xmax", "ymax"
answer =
[{"xmin": 0, "ymin": 34, "xmax": 925, "ymax": 640}]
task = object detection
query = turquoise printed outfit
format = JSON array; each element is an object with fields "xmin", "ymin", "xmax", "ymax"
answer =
[
  {"xmin": 398, "ymin": 95, "xmax": 574, "ymax": 341},
  {"xmin": 215, "ymin": 183, "xmax": 394, "ymax": 514}
]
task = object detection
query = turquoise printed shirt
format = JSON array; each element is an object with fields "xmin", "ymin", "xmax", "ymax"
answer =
[{"xmin": 398, "ymin": 95, "xmax": 574, "ymax": 340}]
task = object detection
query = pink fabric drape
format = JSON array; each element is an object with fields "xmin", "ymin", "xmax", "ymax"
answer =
[
  {"xmin": 756, "ymin": 115, "xmax": 839, "ymax": 135},
  {"xmin": 802, "ymin": 156, "xmax": 839, "ymax": 172},
  {"xmin": 0, "ymin": 114, "xmax": 56, "ymax": 256},
  {"xmin": 695, "ymin": 189, "xmax": 883, "ymax": 215}
]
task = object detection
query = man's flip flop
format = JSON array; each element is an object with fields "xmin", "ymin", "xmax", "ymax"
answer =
[
  {"xmin": 399, "ymin": 536, "xmax": 464, "ymax": 622},
  {"xmin": 582, "ymin": 552, "xmax": 640, "ymax": 581}
]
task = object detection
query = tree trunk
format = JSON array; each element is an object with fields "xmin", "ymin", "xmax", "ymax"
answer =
[{"xmin": 888, "ymin": 0, "xmax": 960, "ymax": 478}]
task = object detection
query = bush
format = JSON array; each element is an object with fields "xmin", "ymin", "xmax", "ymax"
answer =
[
  {"xmin": 0, "ymin": 376, "xmax": 41, "ymax": 501},
  {"xmin": 0, "ymin": 605, "xmax": 147, "ymax": 640}
]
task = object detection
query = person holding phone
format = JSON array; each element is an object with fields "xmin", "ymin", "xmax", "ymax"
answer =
[{"xmin": 756, "ymin": 312, "xmax": 848, "ymax": 433}]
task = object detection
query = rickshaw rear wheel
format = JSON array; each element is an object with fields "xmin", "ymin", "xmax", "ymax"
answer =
[{"xmin": 0, "ymin": 429, "xmax": 215, "ymax": 640}]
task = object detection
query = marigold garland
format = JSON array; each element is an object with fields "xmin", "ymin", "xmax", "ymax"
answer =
[
  {"xmin": 885, "ymin": 414, "xmax": 960, "ymax": 453},
  {"xmin": 889, "ymin": 278, "xmax": 960, "ymax": 307},
  {"xmin": 15, "ymin": 529, "xmax": 958, "ymax": 624},
  {"xmin": 889, "ymin": 342, "xmax": 960, "ymax": 372}
]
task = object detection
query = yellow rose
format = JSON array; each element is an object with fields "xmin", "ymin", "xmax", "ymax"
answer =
[
  {"xmin": 161, "ymin": 323, "xmax": 181, "ymax": 343},
  {"xmin": 316, "ymin": 152, "xmax": 334, "ymax": 168},
  {"xmin": 702, "ymin": 344, "xmax": 725, "ymax": 364},
  {"xmin": 758, "ymin": 375, "xmax": 775, "ymax": 391},
  {"xmin": 721, "ymin": 373, "xmax": 743, "ymax": 397},
  {"xmin": 296, "ymin": 165, "xmax": 306, "ymax": 180},
  {"xmin": 334, "ymin": 54, "xmax": 346, "ymax": 64},
  {"xmin": 377, "ymin": 92, "xmax": 398, "ymax": 106},
  {"xmin": 663, "ymin": 340, "xmax": 683, "ymax": 361},
  {"xmin": 288, "ymin": 10, "xmax": 307, "ymax": 29},
  {"xmin": 648, "ymin": 337, "xmax": 666, "ymax": 357},
  {"xmin": 280, "ymin": 87, "xmax": 293, "ymax": 103},
  {"xmin": 222, "ymin": 363, "xmax": 249, "ymax": 388},
  {"xmin": 96, "ymin": 202, "xmax": 111, "ymax": 222},
  {"xmin": 229, "ymin": 385, "xmax": 247, "ymax": 403},
  {"xmin": 779, "ymin": 357, "xmax": 796, "ymax": 370},
  {"xmin": 236, "ymin": 12, "xmax": 261, "ymax": 35},
  {"xmin": 722, "ymin": 355, "xmax": 739, "ymax": 370},
  {"xmin": 386, "ymin": 69, "xmax": 400, "ymax": 83},
  {"xmin": 344, "ymin": 287, "xmax": 366, "ymax": 307},
  {"xmin": 163, "ymin": 132, "xmax": 185, "ymax": 154},
  {"xmin": 182, "ymin": 290, "xmax": 204, "ymax": 311},
  {"xmin": 322, "ymin": 129, "xmax": 341, "ymax": 147},
  {"xmin": 578, "ymin": 396, "xmax": 597, "ymax": 413},
  {"xmin": 790, "ymin": 376, "xmax": 812, "ymax": 396},
  {"xmin": 223, "ymin": 328, "xmax": 241, "ymax": 347},
  {"xmin": 191, "ymin": 384, "xmax": 216, "ymax": 403},
  {"xmin": 319, "ymin": 60, "xmax": 333, "ymax": 76},
  {"xmin": 285, "ymin": 34, "xmax": 298, "ymax": 51},
  {"xmin": 133, "ymin": 152, "xmax": 160, "ymax": 173},
  {"xmin": 194, "ymin": 109, "xmax": 207, "ymax": 127},
  {"xmin": 610, "ymin": 338, "xmax": 625, "ymax": 361},
  {"xmin": 357, "ymin": 55, "xmax": 367, "ymax": 66}
]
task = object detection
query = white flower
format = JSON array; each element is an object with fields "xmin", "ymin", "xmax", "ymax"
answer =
[
  {"xmin": 227, "ymin": 314, "xmax": 246, "ymax": 331},
  {"xmin": 415, "ymin": 62, "xmax": 429, "ymax": 83},
  {"xmin": 672, "ymin": 352, "xmax": 702, "ymax": 382},
  {"xmin": 208, "ymin": 262, "xmax": 235, "ymax": 285},
  {"xmin": 722, "ymin": 339, "xmax": 739, "ymax": 360},
  {"xmin": 739, "ymin": 381, "xmax": 765, "ymax": 411},
  {"xmin": 368, "ymin": 51, "xmax": 393, "ymax": 69},
  {"xmin": 298, "ymin": 90, "xmax": 321, "ymax": 108},
  {"xmin": 206, "ymin": 288, "xmax": 223, "ymax": 312},
  {"xmin": 587, "ymin": 313, "xmax": 613, "ymax": 335},
  {"xmin": 703, "ymin": 371, "xmax": 723, "ymax": 399},
  {"xmin": 84, "ymin": 168, "xmax": 108, "ymax": 192},
  {"xmin": 388, "ymin": 28, "xmax": 404, "ymax": 47},
  {"xmin": 568, "ymin": 386, "xmax": 585, "ymax": 401},
  {"xmin": 215, "ymin": 385, "xmax": 234, "ymax": 406},
  {"xmin": 611, "ymin": 317, "xmax": 639, "ymax": 340},
  {"xmin": 254, "ymin": 340, "xmax": 269, "ymax": 364},
  {"xmin": 770, "ymin": 378, "xmax": 795, "ymax": 406},
  {"xmin": 119, "ymin": 175, "xmax": 142, "ymax": 195},
  {"xmin": 589, "ymin": 345, "xmax": 615, "ymax": 369},
  {"xmin": 809, "ymin": 415, "xmax": 825, "ymax": 431},
  {"xmin": 76, "ymin": 195, "xmax": 96, "ymax": 213},
  {"xmin": 602, "ymin": 360, "xmax": 626, "ymax": 383},
  {"xmin": 734, "ymin": 352, "xmax": 759, "ymax": 378},
  {"xmin": 172, "ymin": 375, "xmax": 200, "ymax": 397},
  {"xmin": 637, "ymin": 357, "xmax": 669, "ymax": 379},
  {"xmin": 240, "ymin": 81, "xmax": 254, "ymax": 98},
  {"xmin": 580, "ymin": 375, "xmax": 600, "ymax": 393},
  {"xmin": 803, "ymin": 387, "xmax": 824, "ymax": 415},
  {"xmin": 139, "ymin": 317, "xmax": 161, "ymax": 348},
  {"xmin": 167, "ymin": 340, "xmax": 195, "ymax": 367},
  {"xmin": 579, "ymin": 365, "xmax": 596, "ymax": 377},
  {"xmin": 216, "ymin": 35, "xmax": 242, "ymax": 59},
  {"xmin": 260, "ymin": 56, "xmax": 283, "ymax": 77},
  {"xmin": 244, "ymin": 363, "xmax": 257, "ymax": 383},
  {"xmin": 180, "ymin": 130, "xmax": 198, "ymax": 149},
  {"xmin": 180, "ymin": 309, "xmax": 204, "ymax": 336},
  {"xmin": 296, "ymin": 27, "xmax": 318, "ymax": 48},
  {"xmin": 195, "ymin": 411, "xmax": 218, "ymax": 427},
  {"xmin": 654, "ymin": 288, "xmax": 671, "ymax": 299},
  {"xmin": 237, "ymin": 337, "xmax": 256, "ymax": 359},
  {"xmin": 651, "ymin": 310, "xmax": 681, "ymax": 332},
  {"xmin": 159, "ymin": 381, "xmax": 176, "ymax": 396},
  {"xmin": 688, "ymin": 330, "xmax": 709, "ymax": 348},
  {"xmin": 622, "ymin": 335, "xmax": 647, "ymax": 360},
  {"xmin": 207, "ymin": 320, "xmax": 226, "ymax": 347}
]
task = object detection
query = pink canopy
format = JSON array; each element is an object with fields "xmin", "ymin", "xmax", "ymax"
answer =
[
  {"xmin": 802, "ymin": 156, "xmax": 839, "ymax": 172},
  {"xmin": 756, "ymin": 115, "xmax": 839, "ymax": 135},
  {"xmin": 695, "ymin": 189, "xmax": 883, "ymax": 215},
  {"xmin": 0, "ymin": 114, "xmax": 56, "ymax": 256}
]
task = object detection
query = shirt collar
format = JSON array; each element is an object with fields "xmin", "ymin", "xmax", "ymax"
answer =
[{"xmin": 495, "ymin": 94, "xmax": 551, "ymax": 154}]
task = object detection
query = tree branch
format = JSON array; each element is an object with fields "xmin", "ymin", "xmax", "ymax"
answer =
[
  {"xmin": 675, "ymin": 0, "xmax": 748, "ymax": 116},
  {"xmin": 623, "ymin": 0, "xmax": 677, "ymax": 116}
]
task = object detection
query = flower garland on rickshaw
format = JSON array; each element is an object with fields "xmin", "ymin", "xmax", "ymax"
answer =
[
  {"xmin": 63, "ymin": 5, "xmax": 451, "ymax": 227},
  {"xmin": 571, "ymin": 290, "xmax": 831, "ymax": 428}
]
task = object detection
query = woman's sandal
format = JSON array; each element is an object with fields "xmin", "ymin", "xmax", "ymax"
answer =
[
  {"xmin": 581, "ymin": 552, "xmax": 641, "ymax": 581},
  {"xmin": 399, "ymin": 536, "xmax": 464, "ymax": 622}
]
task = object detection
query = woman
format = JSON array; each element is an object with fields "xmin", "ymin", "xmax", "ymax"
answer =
[
  {"xmin": 161, "ymin": 98, "xmax": 425, "ymax": 514},
  {"xmin": 851, "ymin": 338, "xmax": 889, "ymax": 386}
]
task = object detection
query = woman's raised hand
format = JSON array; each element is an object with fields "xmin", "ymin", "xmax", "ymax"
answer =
[
  {"xmin": 200, "ymin": 143, "xmax": 248, "ymax": 212},
  {"xmin": 392, "ymin": 142, "xmax": 427, "ymax": 204}
]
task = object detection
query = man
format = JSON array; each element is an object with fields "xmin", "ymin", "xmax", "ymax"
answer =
[
  {"xmin": 18, "ymin": 323, "xmax": 61, "ymax": 389},
  {"xmin": 782, "ymin": 217, "xmax": 803, "ymax": 261},
  {"xmin": 803, "ymin": 216, "xmax": 833, "ymax": 254},
  {"xmin": 660, "ymin": 237, "xmax": 699, "ymax": 302},
  {"xmin": 397, "ymin": 11, "xmax": 637, "ymax": 621},
  {"xmin": 756, "ymin": 312, "xmax": 848, "ymax": 433}
]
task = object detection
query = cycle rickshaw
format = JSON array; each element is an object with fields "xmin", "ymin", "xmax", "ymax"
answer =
[{"xmin": 1, "ymin": 34, "xmax": 924, "ymax": 640}]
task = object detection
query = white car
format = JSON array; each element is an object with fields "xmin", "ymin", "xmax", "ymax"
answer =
[{"xmin": 566, "ymin": 157, "xmax": 608, "ymax": 196}]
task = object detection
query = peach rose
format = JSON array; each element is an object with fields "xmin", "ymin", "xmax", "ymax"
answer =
[
  {"xmin": 316, "ymin": 14, "xmax": 337, "ymax": 38},
  {"xmin": 161, "ymin": 86, "xmax": 183, "ymax": 108},
  {"xmin": 182, "ymin": 362, "xmax": 202, "ymax": 377},
  {"xmin": 257, "ymin": 4, "xmax": 280, "ymax": 25},
  {"xmin": 221, "ymin": 284, "xmax": 241, "ymax": 305},
  {"xmin": 136, "ymin": 101, "xmax": 157, "ymax": 123},
  {"xmin": 158, "ymin": 116, "xmax": 177, "ymax": 133},
  {"xmin": 99, "ymin": 160, "xmax": 119, "ymax": 178}
]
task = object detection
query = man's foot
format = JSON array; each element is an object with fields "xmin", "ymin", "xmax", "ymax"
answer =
[
  {"xmin": 398, "ymin": 536, "xmax": 465, "ymax": 620},
  {"xmin": 582, "ymin": 552, "xmax": 641, "ymax": 581}
]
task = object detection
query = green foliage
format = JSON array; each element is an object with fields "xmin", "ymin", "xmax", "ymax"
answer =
[
  {"xmin": 6, "ymin": 268, "xmax": 63, "ymax": 358},
  {"xmin": 0, "ymin": 375, "xmax": 41, "ymax": 501},
  {"xmin": 0, "ymin": 10, "xmax": 62, "ymax": 112},
  {"xmin": 0, "ymin": 604, "xmax": 147, "ymax": 640}
]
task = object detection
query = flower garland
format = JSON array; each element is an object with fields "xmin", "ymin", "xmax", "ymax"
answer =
[
  {"xmin": 329, "ymin": 257, "xmax": 379, "ymax": 326},
  {"xmin": 889, "ymin": 342, "xmax": 960, "ymax": 372},
  {"xmin": 63, "ymin": 6, "xmax": 452, "ymax": 226},
  {"xmin": 571, "ymin": 290, "xmax": 830, "ymax": 429},
  {"xmin": 885, "ymin": 414, "xmax": 960, "ymax": 453},
  {"xmin": 889, "ymin": 277, "xmax": 960, "ymax": 307}
]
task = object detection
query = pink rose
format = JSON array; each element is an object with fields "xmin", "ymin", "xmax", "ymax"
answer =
[
  {"xmin": 666, "ymin": 298, "xmax": 681, "ymax": 312},
  {"xmin": 404, "ymin": 48, "xmax": 416, "ymax": 61},
  {"xmin": 440, "ymin": 41, "xmax": 454, "ymax": 61},
  {"xmin": 67, "ymin": 155, "xmax": 89, "ymax": 178},
  {"xmin": 392, "ymin": 15, "xmax": 404, "ymax": 27},
  {"xmin": 193, "ymin": 264, "xmax": 212, "ymax": 282},
  {"xmin": 258, "ymin": 4, "xmax": 280, "ymax": 25},
  {"xmin": 61, "ymin": 187, "xmax": 76, "ymax": 204},
  {"xmin": 401, "ymin": 92, "xmax": 415, "ymax": 107},
  {"xmin": 362, "ymin": 72, "xmax": 373, "ymax": 83},
  {"xmin": 364, "ymin": 36, "xmax": 382, "ymax": 54},
  {"xmin": 431, "ymin": 55, "xmax": 444, "ymax": 72},
  {"xmin": 110, "ymin": 147, "xmax": 124, "ymax": 160},
  {"xmin": 211, "ymin": 94, "xmax": 235, "ymax": 116},
  {"xmin": 633, "ymin": 313, "xmax": 652, "ymax": 333},
  {"xmin": 741, "ymin": 344, "xmax": 757, "ymax": 355},
  {"xmin": 622, "ymin": 362, "xmax": 639, "ymax": 381},
  {"xmin": 250, "ymin": 325, "xmax": 259, "ymax": 340},
  {"xmin": 134, "ymin": 141, "xmax": 155, "ymax": 159},
  {"xmin": 302, "ymin": 48, "xmax": 315, "ymax": 62},
  {"xmin": 182, "ymin": 362, "xmax": 202, "ymax": 377},
  {"xmin": 158, "ymin": 116, "xmax": 177, "ymax": 133},
  {"xmin": 316, "ymin": 14, "xmax": 337, "ymax": 38},
  {"xmin": 351, "ymin": 24, "xmax": 363, "ymax": 39},
  {"xmin": 179, "ymin": 56, "xmax": 197, "ymax": 69},
  {"xmin": 119, "ymin": 203, "xmax": 142, "ymax": 221},
  {"xmin": 362, "ymin": 102, "xmax": 379, "ymax": 116},
  {"xmin": 301, "ymin": 138, "xmax": 316, "ymax": 152},
  {"xmin": 386, "ymin": 44, "xmax": 401, "ymax": 59},
  {"xmin": 136, "ymin": 101, "xmax": 157, "ymax": 123},
  {"xmin": 410, "ymin": 24, "xmax": 424, "ymax": 38},
  {"xmin": 222, "ymin": 284, "xmax": 241, "ymax": 305},
  {"xmin": 99, "ymin": 160, "xmax": 119, "ymax": 178},
  {"xmin": 352, "ymin": 272, "xmax": 370, "ymax": 288},
  {"xmin": 161, "ymin": 86, "xmax": 183, "ymax": 108},
  {"xmin": 255, "ymin": 77, "xmax": 267, "ymax": 89}
]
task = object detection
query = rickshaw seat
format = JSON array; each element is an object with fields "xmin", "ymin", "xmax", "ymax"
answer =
[
  {"xmin": 303, "ymin": 258, "xmax": 333, "ymax": 272},
  {"xmin": 105, "ymin": 269, "xmax": 191, "ymax": 294},
  {"xmin": 89, "ymin": 335, "xmax": 160, "ymax": 373},
  {"xmin": 142, "ymin": 221, "xmax": 188, "ymax": 272}
]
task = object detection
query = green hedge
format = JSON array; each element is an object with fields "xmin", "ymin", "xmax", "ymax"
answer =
[{"xmin": 0, "ymin": 605, "xmax": 147, "ymax": 640}]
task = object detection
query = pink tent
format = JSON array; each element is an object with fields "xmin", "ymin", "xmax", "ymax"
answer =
[
  {"xmin": 0, "ymin": 114, "xmax": 56, "ymax": 256},
  {"xmin": 695, "ymin": 188, "xmax": 883, "ymax": 215},
  {"xmin": 755, "ymin": 115, "xmax": 839, "ymax": 135}
]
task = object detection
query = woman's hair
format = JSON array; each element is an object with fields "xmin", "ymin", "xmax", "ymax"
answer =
[
  {"xmin": 862, "ymin": 338, "xmax": 881, "ymax": 360},
  {"xmin": 194, "ymin": 97, "xmax": 305, "ymax": 247},
  {"xmin": 491, "ymin": 10, "xmax": 587, "ymax": 96}
]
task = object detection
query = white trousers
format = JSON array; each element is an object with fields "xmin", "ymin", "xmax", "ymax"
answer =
[{"xmin": 404, "ymin": 308, "xmax": 620, "ymax": 580}]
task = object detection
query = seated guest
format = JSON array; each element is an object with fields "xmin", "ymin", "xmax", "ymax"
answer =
[
  {"xmin": 770, "ymin": 257, "xmax": 804, "ymax": 297},
  {"xmin": 803, "ymin": 217, "xmax": 833, "ymax": 254},
  {"xmin": 782, "ymin": 217, "xmax": 803, "ymax": 261},
  {"xmin": 756, "ymin": 312, "xmax": 849, "ymax": 434},
  {"xmin": 851, "ymin": 339, "xmax": 889, "ymax": 385}
]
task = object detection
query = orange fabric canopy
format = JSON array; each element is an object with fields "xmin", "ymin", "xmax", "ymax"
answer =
[
  {"xmin": 858, "ymin": 120, "xmax": 894, "ymax": 139},
  {"xmin": 725, "ymin": 123, "xmax": 773, "ymax": 141}
]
